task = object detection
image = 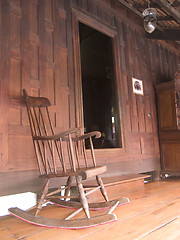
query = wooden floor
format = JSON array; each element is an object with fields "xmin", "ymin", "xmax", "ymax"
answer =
[{"xmin": 1, "ymin": 179, "xmax": 180, "ymax": 240}]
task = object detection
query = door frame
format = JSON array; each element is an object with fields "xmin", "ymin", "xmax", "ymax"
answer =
[{"xmin": 71, "ymin": 7, "xmax": 126, "ymax": 152}]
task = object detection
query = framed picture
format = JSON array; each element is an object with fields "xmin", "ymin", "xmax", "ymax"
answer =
[{"xmin": 132, "ymin": 77, "xmax": 144, "ymax": 95}]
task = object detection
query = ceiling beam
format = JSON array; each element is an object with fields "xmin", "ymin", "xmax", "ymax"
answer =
[
  {"xmin": 132, "ymin": 3, "xmax": 160, "ymax": 9},
  {"xmin": 146, "ymin": 29, "xmax": 180, "ymax": 40},
  {"xmin": 156, "ymin": 0, "xmax": 180, "ymax": 24},
  {"xmin": 171, "ymin": 0, "xmax": 180, "ymax": 8},
  {"xmin": 116, "ymin": 0, "xmax": 142, "ymax": 18},
  {"xmin": 157, "ymin": 16, "xmax": 175, "ymax": 21}
]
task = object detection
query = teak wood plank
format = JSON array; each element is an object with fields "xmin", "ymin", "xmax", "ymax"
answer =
[
  {"xmin": 108, "ymin": 182, "xmax": 180, "ymax": 224},
  {"xmin": 0, "ymin": 0, "xmax": 179, "ymax": 177},
  {"xmin": 81, "ymin": 198, "xmax": 180, "ymax": 240},
  {"xmin": 142, "ymin": 217, "xmax": 180, "ymax": 240},
  {"xmin": 36, "ymin": 181, "xmax": 180, "ymax": 239},
  {"xmin": 79, "ymin": 182, "xmax": 180, "ymax": 240},
  {"xmin": 0, "ymin": 228, "xmax": 17, "ymax": 240},
  {"xmin": 0, "ymin": 216, "xmax": 42, "ymax": 239},
  {"xmin": 1, "ymin": 181, "xmax": 180, "ymax": 240},
  {"xmin": 84, "ymin": 174, "xmax": 150, "ymax": 187}
]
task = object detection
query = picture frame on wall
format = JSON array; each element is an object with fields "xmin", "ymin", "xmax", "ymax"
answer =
[{"xmin": 132, "ymin": 77, "xmax": 144, "ymax": 95}]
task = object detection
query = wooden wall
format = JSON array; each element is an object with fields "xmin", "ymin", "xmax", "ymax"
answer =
[{"xmin": 0, "ymin": 0, "xmax": 180, "ymax": 195}]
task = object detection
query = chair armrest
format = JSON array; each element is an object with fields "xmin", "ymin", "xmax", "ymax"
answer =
[
  {"xmin": 72, "ymin": 131, "xmax": 101, "ymax": 141},
  {"xmin": 78, "ymin": 166, "xmax": 107, "ymax": 180},
  {"xmin": 33, "ymin": 127, "xmax": 81, "ymax": 141}
]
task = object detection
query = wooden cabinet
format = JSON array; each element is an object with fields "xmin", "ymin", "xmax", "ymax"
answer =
[
  {"xmin": 156, "ymin": 81, "xmax": 180, "ymax": 132},
  {"xmin": 156, "ymin": 65, "xmax": 180, "ymax": 174}
]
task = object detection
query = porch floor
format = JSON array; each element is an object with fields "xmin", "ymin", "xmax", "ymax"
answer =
[{"xmin": 1, "ymin": 179, "xmax": 180, "ymax": 240}]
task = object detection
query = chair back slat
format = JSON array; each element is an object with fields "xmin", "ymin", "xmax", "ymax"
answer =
[
  {"xmin": 89, "ymin": 137, "xmax": 96, "ymax": 167},
  {"xmin": 46, "ymin": 107, "xmax": 55, "ymax": 135},
  {"xmin": 74, "ymin": 142, "xmax": 80, "ymax": 169},
  {"xmin": 32, "ymin": 107, "xmax": 42, "ymax": 136},
  {"xmin": 82, "ymin": 140, "xmax": 88, "ymax": 168},
  {"xmin": 59, "ymin": 139, "xmax": 66, "ymax": 172},
  {"xmin": 34, "ymin": 141, "xmax": 45, "ymax": 175},
  {"xmin": 68, "ymin": 134, "xmax": 76, "ymax": 172}
]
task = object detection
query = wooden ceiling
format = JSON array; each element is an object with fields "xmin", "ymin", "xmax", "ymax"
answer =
[{"xmin": 116, "ymin": 0, "xmax": 180, "ymax": 41}]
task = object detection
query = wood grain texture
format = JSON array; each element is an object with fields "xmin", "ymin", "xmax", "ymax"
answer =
[
  {"xmin": 156, "ymin": 72, "xmax": 180, "ymax": 174},
  {"xmin": 8, "ymin": 207, "xmax": 117, "ymax": 229},
  {"xmin": 0, "ymin": 0, "xmax": 179, "ymax": 193},
  {"xmin": 1, "ymin": 180, "xmax": 180, "ymax": 239}
]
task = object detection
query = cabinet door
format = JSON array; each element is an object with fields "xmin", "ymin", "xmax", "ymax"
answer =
[
  {"xmin": 157, "ymin": 89, "xmax": 177, "ymax": 131},
  {"xmin": 160, "ymin": 142, "xmax": 180, "ymax": 171}
]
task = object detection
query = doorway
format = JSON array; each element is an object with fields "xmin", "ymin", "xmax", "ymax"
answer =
[{"xmin": 79, "ymin": 23, "xmax": 122, "ymax": 149}]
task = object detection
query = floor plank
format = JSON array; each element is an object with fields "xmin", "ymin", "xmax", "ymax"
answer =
[
  {"xmin": 80, "ymin": 198, "xmax": 180, "ymax": 240},
  {"xmin": 0, "ymin": 228, "xmax": 17, "ymax": 240},
  {"xmin": 141, "ymin": 217, "xmax": 180, "ymax": 240},
  {"xmin": 1, "ymin": 179, "xmax": 180, "ymax": 240}
]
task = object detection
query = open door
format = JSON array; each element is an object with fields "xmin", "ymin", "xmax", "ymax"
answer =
[
  {"xmin": 72, "ymin": 9, "xmax": 124, "ymax": 151},
  {"xmin": 79, "ymin": 23, "xmax": 121, "ymax": 149}
]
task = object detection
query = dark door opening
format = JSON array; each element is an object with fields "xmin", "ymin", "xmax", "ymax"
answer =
[{"xmin": 79, "ymin": 23, "xmax": 122, "ymax": 149}]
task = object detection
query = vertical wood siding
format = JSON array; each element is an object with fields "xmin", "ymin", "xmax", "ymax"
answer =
[{"xmin": 0, "ymin": 0, "xmax": 179, "ymax": 179}]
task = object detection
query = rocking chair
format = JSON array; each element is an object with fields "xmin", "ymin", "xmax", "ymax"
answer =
[{"xmin": 9, "ymin": 89, "xmax": 129, "ymax": 229}]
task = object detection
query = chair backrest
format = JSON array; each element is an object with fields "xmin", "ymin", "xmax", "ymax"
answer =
[
  {"xmin": 23, "ymin": 89, "xmax": 53, "ymax": 136},
  {"xmin": 23, "ymin": 89, "xmax": 97, "ymax": 176}
]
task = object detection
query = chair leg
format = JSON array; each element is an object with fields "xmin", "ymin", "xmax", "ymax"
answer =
[
  {"xmin": 64, "ymin": 176, "xmax": 72, "ymax": 201},
  {"xmin": 76, "ymin": 175, "xmax": 90, "ymax": 218},
  {"xmin": 35, "ymin": 179, "xmax": 50, "ymax": 216},
  {"xmin": 96, "ymin": 175, "xmax": 109, "ymax": 202}
]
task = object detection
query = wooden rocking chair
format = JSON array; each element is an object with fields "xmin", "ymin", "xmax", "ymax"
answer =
[{"xmin": 9, "ymin": 89, "xmax": 129, "ymax": 229}]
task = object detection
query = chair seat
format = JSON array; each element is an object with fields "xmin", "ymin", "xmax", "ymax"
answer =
[{"xmin": 41, "ymin": 165, "xmax": 107, "ymax": 180}]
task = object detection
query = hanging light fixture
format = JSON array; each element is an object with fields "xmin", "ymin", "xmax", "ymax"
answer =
[{"xmin": 142, "ymin": 1, "xmax": 157, "ymax": 33}]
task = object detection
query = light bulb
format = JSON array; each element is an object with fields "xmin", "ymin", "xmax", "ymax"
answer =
[{"xmin": 144, "ymin": 21, "xmax": 156, "ymax": 33}]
